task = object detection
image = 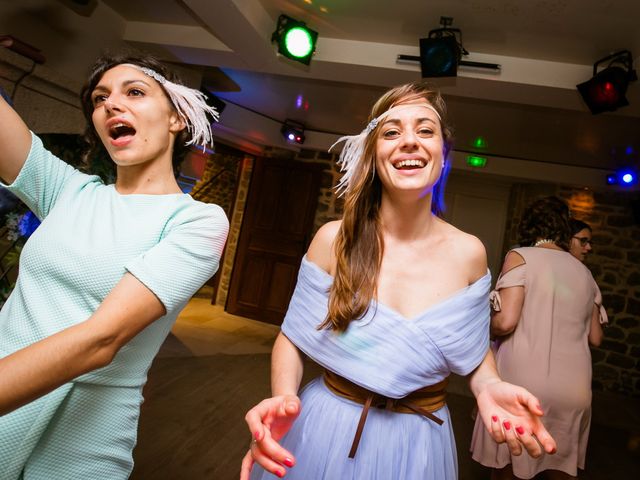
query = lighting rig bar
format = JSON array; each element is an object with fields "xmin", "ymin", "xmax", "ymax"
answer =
[{"xmin": 396, "ymin": 54, "xmax": 501, "ymax": 72}]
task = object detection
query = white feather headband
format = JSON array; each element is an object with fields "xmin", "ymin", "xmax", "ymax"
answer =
[
  {"xmin": 122, "ymin": 64, "xmax": 219, "ymax": 150},
  {"xmin": 330, "ymin": 103, "xmax": 442, "ymax": 196}
]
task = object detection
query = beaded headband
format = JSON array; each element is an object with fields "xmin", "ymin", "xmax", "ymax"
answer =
[
  {"xmin": 122, "ymin": 64, "xmax": 219, "ymax": 150},
  {"xmin": 330, "ymin": 103, "xmax": 442, "ymax": 196}
]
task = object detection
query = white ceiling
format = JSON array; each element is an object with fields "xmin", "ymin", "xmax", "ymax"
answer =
[{"xmin": 3, "ymin": 0, "xmax": 640, "ymax": 178}]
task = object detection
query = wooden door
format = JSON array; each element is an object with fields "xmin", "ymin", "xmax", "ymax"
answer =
[{"xmin": 226, "ymin": 157, "xmax": 323, "ymax": 324}]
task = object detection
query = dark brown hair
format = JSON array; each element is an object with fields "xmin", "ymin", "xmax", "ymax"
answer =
[
  {"xmin": 321, "ymin": 81, "xmax": 454, "ymax": 331},
  {"xmin": 518, "ymin": 196, "xmax": 572, "ymax": 251},
  {"xmin": 570, "ymin": 218, "xmax": 592, "ymax": 235},
  {"xmin": 79, "ymin": 52, "xmax": 191, "ymax": 178}
]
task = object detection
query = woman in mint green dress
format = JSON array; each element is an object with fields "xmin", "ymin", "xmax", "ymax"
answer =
[{"xmin": 0, "ymin": 53, "xmax": 228, "ymax": 479}]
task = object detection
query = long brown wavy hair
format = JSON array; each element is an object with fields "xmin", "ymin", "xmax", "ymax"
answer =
[{"xmin": 320, "ymin": 82, "xmax": 454, "ymax": 331}]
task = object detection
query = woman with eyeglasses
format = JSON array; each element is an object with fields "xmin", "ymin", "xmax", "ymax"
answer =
[
  {"xmin": 569, "ymin": 219, "xmax": 593, "ymax": 262},
  {"xmin": 471, "ymin": 196, "xmax": 606, "ymax": 480}
]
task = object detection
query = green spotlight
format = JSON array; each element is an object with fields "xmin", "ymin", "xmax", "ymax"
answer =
[
  {"xmin": 472, "ymin": 136, "xmax": 488, "ymax": 149},
  {"xmin": 466, "ymin": 155, "xmax": 487, "ymax": 168},
  {"xmin": 272, "ymin": 15, "xmax": 318, "ymax": 65}
]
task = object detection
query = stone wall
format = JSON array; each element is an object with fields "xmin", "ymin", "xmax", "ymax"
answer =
[
  {"xmin": 502, "ymin": 183, "xmax": 640, "ymax": 397},
  {"xmin": 190, "ymin": 144, "xmax": 252, "ymax": 307},
  {"xmin": 213, "ymin": 156, "xmax": 253, "ymax": 307},
  {"xmin": 291, "ymin": 148, "xmax": 344, "ymax": 232}
]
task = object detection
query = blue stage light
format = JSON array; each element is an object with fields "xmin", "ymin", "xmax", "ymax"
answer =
[{"xmin": 608, "ymin": 169, "xmax": 638, "ymax": 186}]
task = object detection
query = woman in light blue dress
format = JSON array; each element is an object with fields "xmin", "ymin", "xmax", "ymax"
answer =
[
  {"xmin": 242, "ymin": 82, "xmax": 557, "ymax": 480},
  {"xmin": 0, "ymin": 53, "xmax": 228, "ymax": 478}
]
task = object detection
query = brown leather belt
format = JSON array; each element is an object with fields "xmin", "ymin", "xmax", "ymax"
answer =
[{"xmin": 323, "ymin": 370, "xmax": 448, "ymax": 458}]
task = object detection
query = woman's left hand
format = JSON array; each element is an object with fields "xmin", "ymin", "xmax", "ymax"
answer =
[{"xmin": 476, "ymin": 380, "xmax": 557, "ymax": 458}]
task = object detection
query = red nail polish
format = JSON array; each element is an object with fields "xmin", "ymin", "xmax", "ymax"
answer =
[
  {"xmin": 503, "ymin": 421, "xmax": 511, "ymax": 430},
  {"xmin": 283, "ymin": 458, "xmax": 294, "ymax": 468},
  {"xmin": 254, "ymin": 431, "xmax": 261, "ymax": 440},
  {"xmin": 516, "ymin": 426, "xmax": 525, "ymax": 435},
  {"xmin": 276, "ymin": 469, "xmax": 285, "ymax": 478},
  {"xmin": 491, "ymin": 415, "xmax": 498, "ymax": 422},
  {"xmin": 550, "ymin": 447, "xmax": 557, "ymax": 454}
]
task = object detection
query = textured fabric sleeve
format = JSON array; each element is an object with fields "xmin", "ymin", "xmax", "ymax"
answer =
[
  {"xmin": 0, "ymin": 132, "xmax": 78, "ymax": 219},
  {"xmin": 490, "ymin": 262, "xmax": 526, "ymax": 312},
  {"xmin": 125, "ymin": 203, "xmax": 229, "ymax": 313}
]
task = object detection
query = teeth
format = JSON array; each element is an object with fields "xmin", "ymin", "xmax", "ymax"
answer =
[{"xmin": 395, "ymin": 159, "xmax": 425, "ymax": 168}]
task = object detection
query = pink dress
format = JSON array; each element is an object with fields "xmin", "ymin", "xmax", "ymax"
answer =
[{"xmin": 470, "ymin": 247, "xmax": 607, "ymax": 478}]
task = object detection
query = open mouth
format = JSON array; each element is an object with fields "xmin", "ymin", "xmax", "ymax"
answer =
[
  {"xmin": 109, "ymin": 122, "xmax": 136, "ymax": 140},
  {"xmin": 393, "ymin": 159, "xmax": 426, "ymax": 170}
]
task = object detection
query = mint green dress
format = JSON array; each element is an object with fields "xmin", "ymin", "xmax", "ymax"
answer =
[{"xmin": 0, "ymin": 133, "xmax": 229, "ymax": 479}]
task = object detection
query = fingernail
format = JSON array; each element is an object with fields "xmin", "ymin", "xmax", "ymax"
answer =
[
  {"xmin": 550, "ymin": 447, "xmax": 557, "ymax": 454},
  {"xmin": 516, "ymin": 426, "xmax": 525, "ymax": 435},
  {"xmin": 491, "ymin": 415, "xmax": 498, "ymax": 422},
  {"xmin": 283, "ymin": 458, "xmax": 294, "ymax": 468},
  {"xmin": 503, "ymin": 421, "xmax": 511, "ymax": 430},
  {"xmin": 253, "ymin": 431, "xmax": 261, "ymax": 440},
  {"xmin": 276, "ymin": 469, "xmax": 285, "ymax": 478}
]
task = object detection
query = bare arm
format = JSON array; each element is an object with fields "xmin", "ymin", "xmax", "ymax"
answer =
[
  {"xmin": 469, "ymin": 350, "xmax": 557, "ymax": 458},
  {"xmin": 588, "ymin": 304, "xmax": 603, "ymax": 347},
  {"xmin": 271, "ymin": 332, "xmax": 304, "ymax": 396},
  {"xmin": 0, "ymin": 92, "xmax": 32, "ymax": 184},
  {"xmin": 491, "ymin": 251, "xmax": 525, "ymax": 337},
  {"xmin": 0, "ymin": 273, "xmax": 165, "ymax": 416}
]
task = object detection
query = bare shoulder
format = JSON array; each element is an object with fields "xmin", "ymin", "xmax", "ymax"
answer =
[
  {"xmin": 436, "ymin": 220, "xmax": 487, "ymax": 282},
  {"xmin": 501, "ymin": 249, "xmax": 526, "ymax": 274},
  {"xmin": 306, "ymin": 220, "xmax": 341, "ymax": 274}
]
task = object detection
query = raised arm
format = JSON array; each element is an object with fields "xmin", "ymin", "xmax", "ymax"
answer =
[
  {"xmin": 0, "ymin": 92, "xmax": 32, "ymax": 184},
  {"xmin": 0, "ymin": 273, "xmax": 165, "ymax": 416}
]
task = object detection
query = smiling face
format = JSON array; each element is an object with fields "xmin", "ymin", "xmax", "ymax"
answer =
[
  {"xmin": 374, "ymin": 102, "xmax": 445, "ymax": 199},
  {"xmin": 90, "ymin": 64, "xmax": 184, "ymax": 170},
  {"xmin": 570, "ymin": 227, "xmax": 593, "ymax": 262}
]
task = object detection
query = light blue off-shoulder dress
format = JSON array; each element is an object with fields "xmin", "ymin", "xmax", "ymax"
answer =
[
  {"xmin": 251, "ymin": 256, "xmax": 490, "ymax": 480},
  {"xmin": 0, "ymin": 133, "xmax": 228, "ymax": 479}
]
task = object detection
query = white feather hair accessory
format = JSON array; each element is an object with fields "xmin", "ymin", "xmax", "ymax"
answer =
[
  {"xmin": 329, "ymin": 103, "xmax": 442, "ymax": 197},
  {"xmin": 123, "ymin": 64, "xmax": 219, "ymax": 150}
]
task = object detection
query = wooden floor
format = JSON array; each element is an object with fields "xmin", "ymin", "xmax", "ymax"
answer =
[{"xmin": 130, "ymin": 296, "xmax": 640, "ymax": 479}]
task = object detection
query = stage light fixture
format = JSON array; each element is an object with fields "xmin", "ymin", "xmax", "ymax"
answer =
[
  {"xmin": 281, "ymin": 120, "xmax": 305, "ymax": 145},
  {"xmin": 419, "ymin": 17, "xmax": 468, "ymax": 78},
  {"xmin": 199, "ymin": 88, "xmax": 226, "ymax": 119},
  {"xmin": 577, "ymin": 50, "xmax": 637, "ymax": 114},
  {"xmin": 466, "ymin": 155, "xmax": 487, "ymax": 168},
  {"xmin": 606, "ymin": 168, "xmax": 638, "ymax": 186},
  {"xmin": 272, "ymin": 15, "xmax": 318, "ymax": 65}
]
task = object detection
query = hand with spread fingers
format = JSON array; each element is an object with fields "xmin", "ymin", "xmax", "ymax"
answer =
[
  {"xmin": 476, "ymin": 380, "xmax": 557, "ymax": 458},
  {"xmin": 240, "ymin": 395, "xmax": 301, "ymax": 480}
]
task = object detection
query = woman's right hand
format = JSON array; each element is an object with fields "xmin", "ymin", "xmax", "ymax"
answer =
[{"xmin": 240, "ymin": 395, "xmax": 301, "ymax": 479}]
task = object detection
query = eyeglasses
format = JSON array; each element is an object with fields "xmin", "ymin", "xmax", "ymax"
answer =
[{"xmin": 573, "ymin": 236, "xmax": 594, "ymax": 246}]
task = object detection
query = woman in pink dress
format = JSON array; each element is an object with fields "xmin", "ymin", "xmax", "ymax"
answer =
[{"xmin": 471, "ymin": 196, "xmax": 606, "ymax": 479}]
